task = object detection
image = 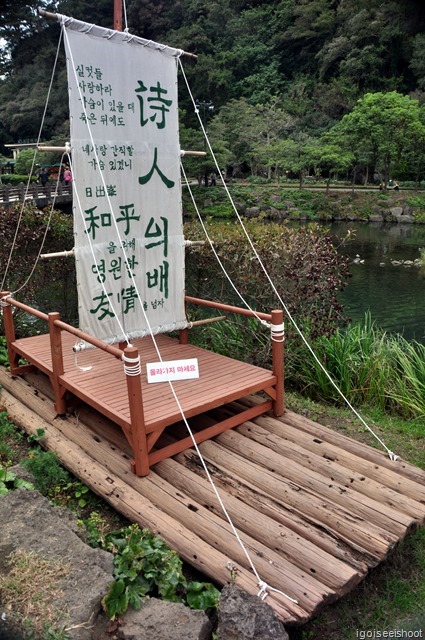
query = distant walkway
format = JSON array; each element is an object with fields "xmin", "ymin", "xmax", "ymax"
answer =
[{"xmin": 0, "ymin": 182, "xmax": 72, "ymax": 208}]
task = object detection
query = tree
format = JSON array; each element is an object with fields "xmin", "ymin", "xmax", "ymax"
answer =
[
  {"xmin": 332, "ymin": 91, "xmax": 425, "ymax": 184},
  {"xmin": 314, "ymin": 134, "xmax": 354, "ymax": 193}
]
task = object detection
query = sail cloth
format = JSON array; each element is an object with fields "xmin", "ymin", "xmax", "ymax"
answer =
[{"xmin": 61, "ymin": 15, "xmax": 188, "ymax": 343}]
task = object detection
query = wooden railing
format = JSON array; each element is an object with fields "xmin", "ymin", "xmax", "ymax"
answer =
[
  {"xmin": 0, "ymin": 182, "xmax": 72, "ymax": 208},
  {"xmin": 1, "ymin": 292, "xmax": 284, "ymax": 475}
]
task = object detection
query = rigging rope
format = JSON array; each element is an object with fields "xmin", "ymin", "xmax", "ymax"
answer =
[
  {"xmin": 179, "ymin": 58, "xmax": 400, "ymax": 463},
  {"xmin": 1, "ymin": 30, "xmax": 64, "ymax": 295},
  {"xmin": 62, "ymin": 25, "xmax": 297, "ymax": 604}
]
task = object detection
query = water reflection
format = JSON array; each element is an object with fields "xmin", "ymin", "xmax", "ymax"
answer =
[{"xmin": 328, "ymin": 222, "xmax": 425, "ymax": 342}]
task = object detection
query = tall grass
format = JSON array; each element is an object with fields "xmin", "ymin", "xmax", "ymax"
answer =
[{"xmin": 289, "ymin": 313, "xmax": 425, "ymax": 420}]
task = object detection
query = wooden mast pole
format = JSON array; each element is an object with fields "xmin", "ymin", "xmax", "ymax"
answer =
[{"xmin": 113, "ymin": 0, "xmax": 123, "ymax": 31}]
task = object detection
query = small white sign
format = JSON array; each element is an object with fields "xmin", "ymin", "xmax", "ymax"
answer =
[{"xmin": 146, "ymin": 358, "xmax": 200, "ymax": 383}]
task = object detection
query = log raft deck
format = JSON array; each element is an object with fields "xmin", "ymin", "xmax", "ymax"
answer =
[{"xmin": 2, "ymin": 293, "xmax": 425, "ymax": 625}]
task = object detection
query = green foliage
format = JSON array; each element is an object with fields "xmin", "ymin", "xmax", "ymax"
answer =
[
  {"xmin": 289, "ymin": 313, "xmax": 425, "ymax": 419},
  {"xmin": 101, "ymin": 524, "xmax": 220, "ymax": 619},
  {"xmin": 0, "ymin": 203, "xmax": 76, "ymax": 332},
  {"xmin": 185, "ymin": 218, "xmax": 350, "ymax": 354},
  {"xmin": 23, "ymin": 450, "xmax": 70, "ymax": 496},
  {"xmin": 0, "ymin": 174, "xmax": 37, "ymax": 185},
  {"xmin": 0, "ymin": 466, "xmax": 33, "ymax": 495},
  {"xmin": 0, "ymin": 404, "xmax": 23, "ymax": 465}
]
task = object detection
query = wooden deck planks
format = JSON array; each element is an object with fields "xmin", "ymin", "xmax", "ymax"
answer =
[{"xmin": 14, "ymin": 332, "xmax": 277, "ymax": 432}]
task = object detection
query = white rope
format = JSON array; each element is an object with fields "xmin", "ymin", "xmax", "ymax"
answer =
[
  {"xmin": 179, "ymin": 58, "xmax": 399, "ymax": 463},
  {"xmin": 1, "ymin": 30, "xmax": 64, "ymax": 294},
  {"xmin": 271, "ymin": 322, "xmax": 285, "ymax": 343},
  {"xmin": 123, "ymin": 0, "xmax": 129, "ymax": 32},
  {"xmin": 122, "ymin": 352, "xmax": 142, "ymax": 376},
  {"xmin": 62, "ymin": 25, "xmax": 136, "ymax": 347}
]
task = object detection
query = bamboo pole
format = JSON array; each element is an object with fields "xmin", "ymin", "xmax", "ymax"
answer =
[
  {"xmin": 185, "ymin": 295, "xmax": 272, "ymax": 322},
  {"xmin": 38, "ymin": 9, "xmax": 197, "ymax": 58}
]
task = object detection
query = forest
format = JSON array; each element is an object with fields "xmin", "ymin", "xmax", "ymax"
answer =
[{"xmin": 1, "ymin": 0, "xmax": 425, "ymax": 184}]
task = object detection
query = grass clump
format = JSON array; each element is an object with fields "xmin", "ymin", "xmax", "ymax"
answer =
[
  {"xmin": 289, "ymin": 313, "xmax": 425, "ymax": 420},
  {"xmin": 0, "ymin": 549, "xmax": 70, "ymax": 639}
]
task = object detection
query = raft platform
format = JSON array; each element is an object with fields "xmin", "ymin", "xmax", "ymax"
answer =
[{"xmin": 1, "ymin": 365, "xmax": 425, "ymax": 625}]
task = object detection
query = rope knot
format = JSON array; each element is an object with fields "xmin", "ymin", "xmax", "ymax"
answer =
[
  {"xmin": 271, "ymin": 322, "xmax": 285, "ymax": 343},
  {"xmin": 257, "ymin": 580, "xmax": 269, "ymax": 601},
  {"xmin": 122, "ymin": 352, "xmax": 141, "ymax": 376},
  {"xmin": 388, "ymin": 451, "xmax": 401, "ymax": 462}
]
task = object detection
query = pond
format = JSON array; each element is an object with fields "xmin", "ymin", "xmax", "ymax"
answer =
[{"xmin": 327, "ymin": 222, "xmax": 425, "ymax": 343}]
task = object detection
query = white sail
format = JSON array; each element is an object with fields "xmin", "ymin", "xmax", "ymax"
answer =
[{"xmin": 62, "ymin": 16, "xmax": 188, "ymax": 343}]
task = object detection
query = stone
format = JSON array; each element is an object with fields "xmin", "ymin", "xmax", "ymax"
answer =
[
  {"xmin": 368, "ymin": 214, "xmax": 384, "ymax": 223},
  {"xmin": 390, "ymin": 206, "xmax": 404, "ymax": 217},
  {"xmin": 0, "ymin": 490, "xmax": 114, "ymax": 640},
  {"xmin": 115, "ymin": 598, "xmax": 212, "ymax": 640},
  {"xmin": 245, "ymin": 207, "xmax": 260, "ymax": 218},
  {"xmin": 216, "ymin": 585, "xmax": 289, "ymax": 640}
]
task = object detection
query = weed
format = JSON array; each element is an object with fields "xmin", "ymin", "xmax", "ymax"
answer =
[
  {"xmin": 0, "ymin": 550, "xmax": 70, "ymax": 639},
  {"xmin": 23, "ymin": 450, "xmax": 70, "ymax": 497},
  {"xmin": 0, "ymin": 466, "xmax": 33, "ymax": 494},
  {"xmin": 101, "ymin": 523, "xmax": 220, "ymax": 619}
]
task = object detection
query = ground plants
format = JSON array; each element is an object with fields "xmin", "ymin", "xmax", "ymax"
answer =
[
  {"xmin": 288, "ymin": 313, "xmax": 425, "ymax": 420},
  {"xmin": 100, "ymin": 523, "xmax": 220, "ymax": 619}
]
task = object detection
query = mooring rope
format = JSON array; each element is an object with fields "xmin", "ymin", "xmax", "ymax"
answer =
[{"xmin": 1, "ymin": 30, "xmax": 64, "ymax": 295}]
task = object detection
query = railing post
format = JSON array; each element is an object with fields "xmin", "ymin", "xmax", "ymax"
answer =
[
  {"xmin": 271, "ymin": 309, "xmax": 284, "ymax": 416},
  {"xmin": 1, "ymin": 292, "xmax": 20, "ymax": 374},
  {"xmin": 48, "ymin": 312, "xmax": 67, "ymax": 415},
  {"xmin": 123, "ymin": 345, "xmax": 150, "ymax": 476}
]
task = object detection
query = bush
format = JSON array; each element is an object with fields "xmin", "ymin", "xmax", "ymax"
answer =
[
  {"xmin": 185, "ymin": 217, "xmax": 350, "ymax": 367},
  {"xmin": 0, "ymin": 174, "xmax": 37, "ymax": 185}
]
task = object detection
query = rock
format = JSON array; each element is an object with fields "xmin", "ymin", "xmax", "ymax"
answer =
[
  {"xmin": 245, "ymin": 207, "xmax": 260, "ymax": 218},
  {"xmin": 216, "ymin": 585, "xmax": 289, "ymax": 640},
  {"xmin": 369, "ymin": 214, "xmax": 384, "ymax": 223},
  {"xmin": 114, "ymin": 598, "xmax": 212, "ymax": 640},
  {"xmin": 390, "ymin": 207, "xmax": 404, "ymax": 217},
  {"xmin": 0, "ymin": 490, "xmax": 114, "ymax": 640}
]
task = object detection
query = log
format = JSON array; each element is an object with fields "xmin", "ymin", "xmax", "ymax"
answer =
[
  {"xmin": 154, "ymin": 456, "xmax": 363, "ymax": 595},
  {"xmin": 233, "ymin": 421, "xmax": 425, "ymax": 522},
  {"xmin": 195, "ymin": 440, "xmax": 398, "ymax": 562},
  {"xmin": 214, "ymin": 429, "xmax": 413, "ymax": 537}
]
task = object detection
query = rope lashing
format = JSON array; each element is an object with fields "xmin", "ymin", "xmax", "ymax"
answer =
[
  {"xmin": 388, "ymin": 451, "xmax": 401, "ymax": 462},
  {"xmin": 122, "ymin": 352, "xmax": 141, "ymax": 376},
  {"xmin": 271, "ymin": 322, "xmax": 285, "ymax": 343},
  {"xmin": 257, "ymin": 579, "xmax": 299, "ymax": 604},
  {"xmin": 72, "ymin": 341, "xmax": 93, "ymax": 371},
  {"xmin": 0, "ymin": 297, "xmax": 10, "ymax": 307}
]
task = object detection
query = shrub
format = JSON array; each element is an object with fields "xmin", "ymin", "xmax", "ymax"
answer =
[
  {"xmin": 0, "ymin": 174, "xmax": 37, "ymax": 186},
  {"xmin": 185, "ymin": 218, "xmax": 350, "ymax": 354}
]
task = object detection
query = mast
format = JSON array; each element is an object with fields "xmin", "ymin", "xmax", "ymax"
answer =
[{"xmin": 113, "ymin": 0, "xmax": 123, "ymax": 31}]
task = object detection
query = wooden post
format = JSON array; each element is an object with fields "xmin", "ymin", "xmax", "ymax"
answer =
[
  {"xmin": 1, "ymin": 292, "xmax": 20, "ymax": 374},
  {"xmin": 48, "ymin": 312, "xmax": 67, "ymax": 415},
  {"xmin": 179, "ymin": 292, "xmax": 189, "ymax": 344},
  {"xmin": 124, "ymin": 345, "xmax": 150, "ymax": 476},
  {"xmin": 271, "ymin": 309, "xmax": 284, "ymax": 416},
  {"xmin": 114, "ymin": 0, "xmax": 123, "ymax": 31}
]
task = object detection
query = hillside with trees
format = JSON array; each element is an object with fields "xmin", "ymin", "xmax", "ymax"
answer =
[{"xmin": 1, "ymin": 0, "xmax": 425, "ymax": 183}]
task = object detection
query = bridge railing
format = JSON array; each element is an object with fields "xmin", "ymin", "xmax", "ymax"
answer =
[{"xmin": 0, "ymin": 182, "xmax": 72, "ymax": 207}]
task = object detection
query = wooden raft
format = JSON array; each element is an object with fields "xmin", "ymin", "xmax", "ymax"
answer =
[{"xmin": 1, "ymin": 366, "xmax": 425, "ymax": 625}]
